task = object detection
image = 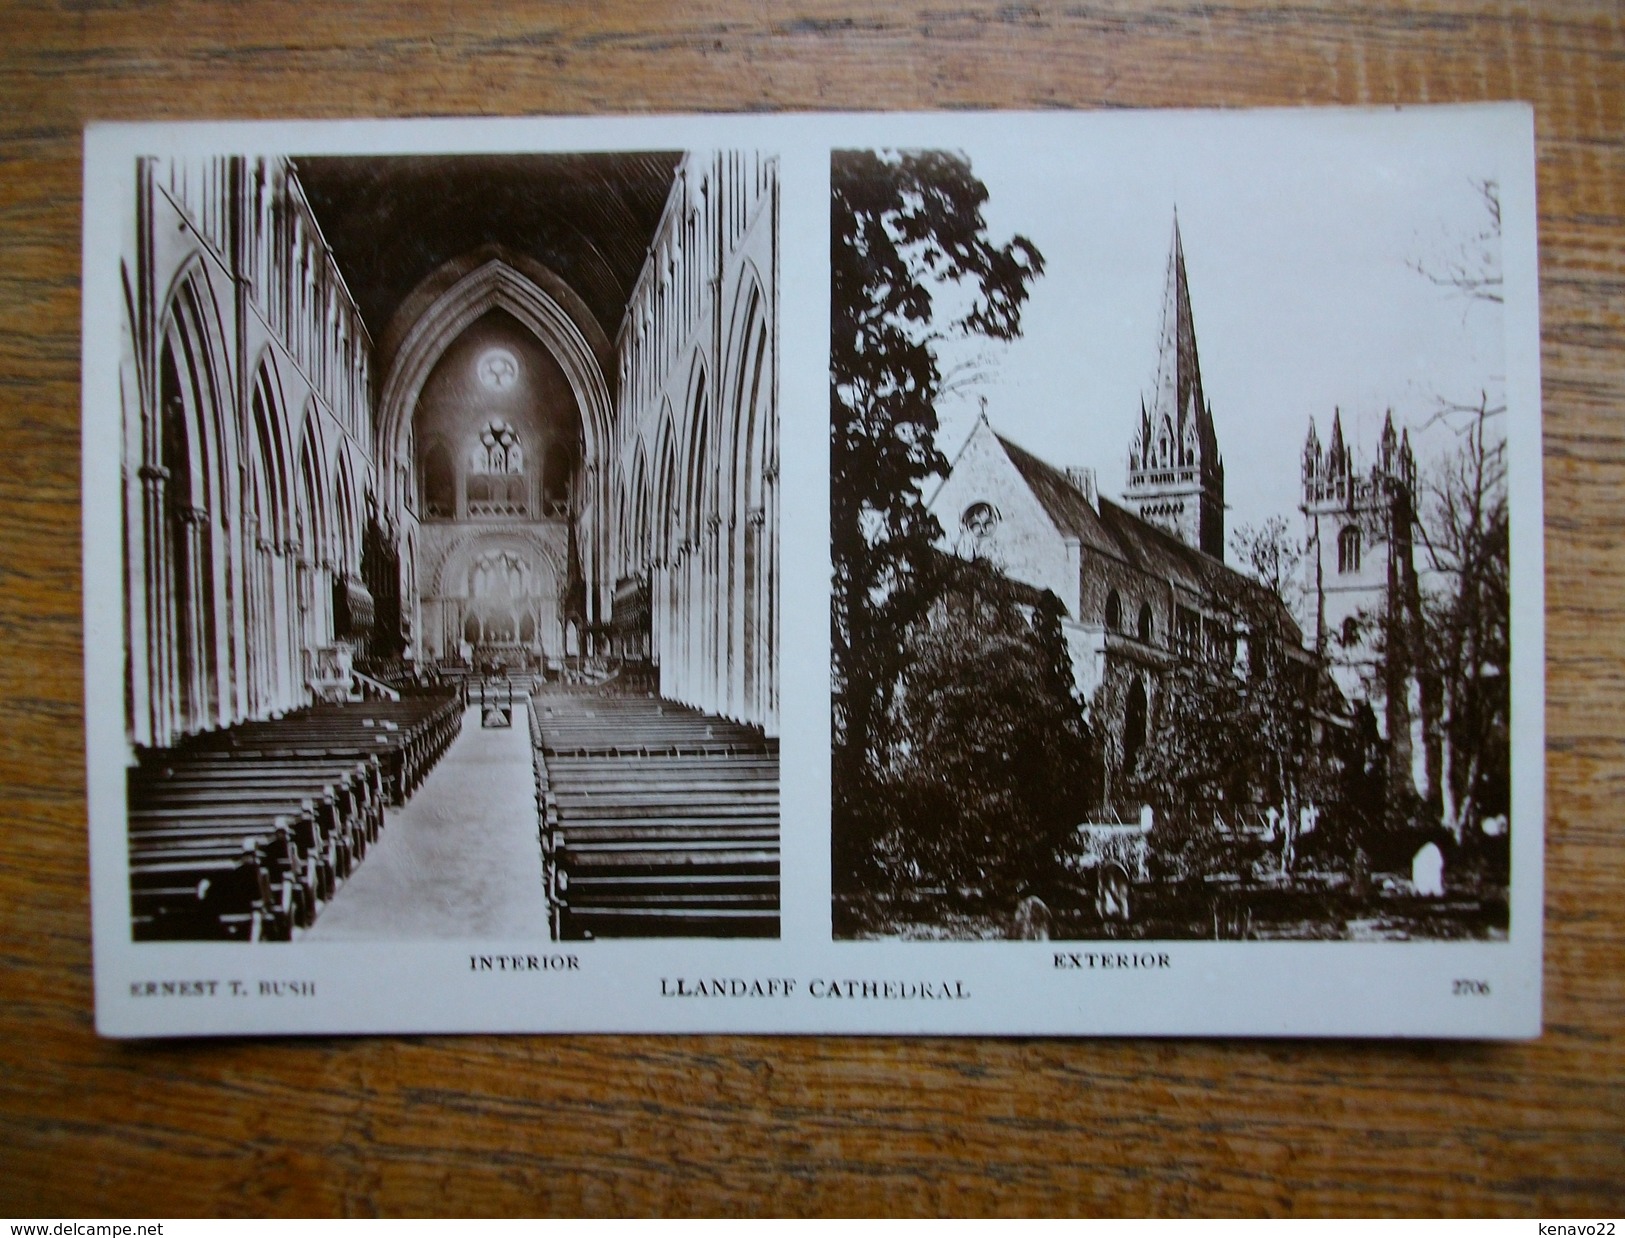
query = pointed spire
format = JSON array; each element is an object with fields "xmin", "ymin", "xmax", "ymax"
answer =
[
  {"xmin": 1303, "ymin": 416, "xmax": 1322, "ymax": 481},
  {"xmin": 1328, "ymin": 407, "xmax": 1346, "ymax": 473},
  {"xmin": 1379, "ymin": 409, "xmax": 1398, "ymax": 470},
  {"xmin": 1125, "ymin": 212, "xmax": 1224, "ymax": 558},
  {"xmin": 1149, "ymin": 214, "xmax": 1209, "ymax": 457}
]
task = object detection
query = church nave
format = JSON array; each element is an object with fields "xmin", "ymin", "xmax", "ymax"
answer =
[{"xmin": 303, "ymin": 702, "xmax": 548, "ymax": 941}]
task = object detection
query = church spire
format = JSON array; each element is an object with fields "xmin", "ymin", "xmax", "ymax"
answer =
[
  {"xmin": 1125, "ymin": 213, "xmax": 1226, "ymax": 558},
  {"xmin": 1150, "ymin": 215, "xmax": 1211, "ymax": 459}
]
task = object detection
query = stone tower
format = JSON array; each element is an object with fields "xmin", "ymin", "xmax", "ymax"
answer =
[
  {"xmin": 1300, "ymin": 407, "xmax": 1417, "ymax": 670},
  {"xmin": 1125, "ymin": 215, "xmax": 1226, "ymax": 559}
]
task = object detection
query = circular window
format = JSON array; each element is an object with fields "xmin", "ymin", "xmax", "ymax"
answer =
[
  {"xmin": 477, "ymin": 348, "xmax": 520, "ymax": 392},
  {"xmin": 961, "ymin": 501, "xmax": 1000, "ymax": 538}
]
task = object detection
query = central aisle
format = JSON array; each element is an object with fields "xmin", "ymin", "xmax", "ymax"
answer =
[{"xmin": 305, "ymin": 704, "xmax": 548, "ymax": 939}]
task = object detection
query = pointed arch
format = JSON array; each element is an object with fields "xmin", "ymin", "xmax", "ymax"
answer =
[
  {"xmin": 143, "ymin": 263, "xmax": 239, "ymax": 739},
  {"xmin": 334, "ymin": 447, "xmax": 362, "ymax": 574},
  {"xmin": 376, "ymin": 255, "xmax": 614, "ymax": 518},
  {"xmin": 247, "ymin": 354, "xmax": 292, "ymax": 546},
  {"xmin": 626, "ymin": 442, "xmax": 650, "ymax": 569},
  {"xmin": 296, "ymin": 408, "xmax": 330, "ymax": 566},
  {"xmin": 653, "ymin": 405, "xmax": 679, "ymax": 563},
  {"xmin": 682, "ymin": 358, "xmax": 712, "ymax": 543},
  {"xmin": 720, "ymin": 269, "xmax": 775, "ymax": 726}
]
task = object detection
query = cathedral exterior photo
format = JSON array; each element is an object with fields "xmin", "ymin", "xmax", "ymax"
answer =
[
  {"xmin": 830, "ymin": 150, "xmax": 1511, "ymax": 942},
  {"xmin": 114, "ymin": 149, "xmax": 781, "ymax": 942}
]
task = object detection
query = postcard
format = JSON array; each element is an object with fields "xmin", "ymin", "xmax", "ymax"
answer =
[{"xmin": 82, "ymin": 104, "xmax": 1542, "ymax": 1036}]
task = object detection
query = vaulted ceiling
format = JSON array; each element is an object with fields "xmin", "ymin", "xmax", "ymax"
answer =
[{"xmin": 294, "ymin": 152, "xmax": 683, "ymax": 348}]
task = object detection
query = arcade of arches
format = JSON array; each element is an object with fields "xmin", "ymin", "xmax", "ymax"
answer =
[{"xmin": 120, "ymin": 151, "xmax": 780, "ymax": 753}]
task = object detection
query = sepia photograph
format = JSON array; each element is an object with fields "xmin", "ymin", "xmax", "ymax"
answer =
[
  {"xmin": 84, "ymin": 108, "xmax": 1540, "ymax": 1038},
  {"xmin": 114, "ymin": 147, "xmax": 781, "ymax": 944},
  {"xmin": 831, "ymin": 131, "xmax": 1514, "ymax": 943}
]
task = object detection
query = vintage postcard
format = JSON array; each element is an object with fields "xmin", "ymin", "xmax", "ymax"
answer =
[{"xmin": 82, "ymin": 105, "xmax": 1542, "ymax": 1036}]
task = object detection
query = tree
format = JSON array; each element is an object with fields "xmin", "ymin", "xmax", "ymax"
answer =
[
  {"xmin": 829, "ymin": 149, "xmax": 1044, "ymax": 889},
  {"xmin": 1404, "ymin": 177, "xmax": 1510, "ymax": 842},
  {"xmin": 872, "ymin": 569, "xmax": 1097, "ymax": 902},
  {"xmin": 1131, "ymin": 525, "xmax": 1335, "ymax": 877},
  {"xmin": 1416, "ymin": 396, "xmax": 1509, "ymax": 839},
  {"xmin": 1230, "ymin": 516, "xmax": 1305, "ymax": 618},
  {"xmin": 1410, "ymin": 178, "xmax": 1503, "ymax": 307}
]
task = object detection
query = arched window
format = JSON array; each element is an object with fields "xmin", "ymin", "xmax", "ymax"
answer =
[
  {"xmin": 467, "ymin": 419, "xmax": 526, "ymax": 517},
  {"xmin": 472, "ymin": 419, "xmax": 523, "ymax": 475},
  {"xmin": 1338, "ymin": 524, "xmax": 1362, "ymax": 574},
  {"xmin": 1104, "ymin": 589, "xmax": 1122, "ymax": 631},
  {"xmin": 961, "ymin": 501, "xmax": 999, "ymax": 539},
  {"xmin": 1123, "ymin": 678, "xmax": 1148, "ymax": 777},
  {"xmin": 542, "ymin": 442, "xmax": 574, "ymax": 517},
  {"xmin": 422, "ymin": 441, "xmax": 454, "ymax": 519},
  {"xmin": 1137, "ymin": 602, "xmax": 1154, "ymax": 644}
]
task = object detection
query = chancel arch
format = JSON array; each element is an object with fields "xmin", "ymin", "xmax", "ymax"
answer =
[
  {"xmin": 376, "ymin": 254, "xmax": 613, "ymax": 631},
  {"xmin": 406, "ymin": 307, "xmax": 585, "ymax": 672},
  {"xmin": 427, "ymin": 529, "xmax": 566, "ymax": 666}
]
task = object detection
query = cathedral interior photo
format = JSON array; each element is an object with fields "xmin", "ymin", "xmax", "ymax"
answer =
[{"xmin": 114, "ymin": 150, "xmax": 781, "ymax": 942}]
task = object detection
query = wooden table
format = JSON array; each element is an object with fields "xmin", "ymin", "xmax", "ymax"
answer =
[{"xmin": 2, "ymin": 1, "xmax": 1620, "ymax": 1217}]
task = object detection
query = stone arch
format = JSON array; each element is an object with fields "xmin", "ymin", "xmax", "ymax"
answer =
[
  {"xmin": 333, "ymin": 446, "xmax": 362, "ymax": 573},
  {"xmin": 375, "ymin": 254, "xmax": 613, "ymax": 523},
  {"xmin": 723, "ymin": 268, "xmax": 770, "ymax": 514},
  {"xmin": 427, "ymin": 526, "xmax": 568, "ymax": 661},
  {"xmin": 625, "ymin": 443, "xmax": 650, "ymax": 570},
  {"xmin": 681, "ymin": 356, "xmax": 712, "ymax": 543},
  {"xmin": 150, "ymin": 264, "xmax": 235, "ymax": 739},
  {"xmin": 432, "ymin": 526, "xmax": 566, "ymax": 597},
  {"xmin": 247, "ymin": 354, "xmax": 293, "ymax": 547},
  {"xmin": 243, "ymin": 356, "xmax": 297, "ymax": 716},
  {"xmin": 653, "ymin": 405, "xmax": 679, "ymax": 563},
  {"xmin": 720, "ymin": 268, "xmax": 774, "ymax": 726},
  {"xmin": 1123, "ymin": 675, "xmax": 1149, "ymax": 779},
  {"xmin": 420, "ymin": 436, "xmax": 455, "ymax": 518},
  {"xmin": 296, "ymin": 407, "xmax": 331, "ymax": 566}
]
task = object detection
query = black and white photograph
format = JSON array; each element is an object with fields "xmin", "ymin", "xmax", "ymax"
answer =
[
  {"xmin": 84, "ymin": 109, "xmax": 1541, "ymax": 1037},
  {"xmin": 111, "ymin": 146, "xmax": 781, "ymax": 945},
  {"xmin": 831, "ymin": 127, "xmax": 1518, "ymax": 943}
]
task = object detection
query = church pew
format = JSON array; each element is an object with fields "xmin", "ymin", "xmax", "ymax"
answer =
[
  {"xmin": 128, "ymin": 803, "xmax": 333, "ymax": 910},
  {"xmin": 531, "ymin": 689, "xmax": 781, "ymax": 939},
  {"xmin": 134, "ymin": 772, "xmax": 380, "ymax": 852},
  {"xmin": 129, "ymin": 825, "xmax": 307, "ymax": 930},
  {"xmin": 126, "ymin": 691, "xmax": 463, "ymax": 940},
  {"xmin": 130, "ymin": 847, "xmax": 289, "ymax": 942}
]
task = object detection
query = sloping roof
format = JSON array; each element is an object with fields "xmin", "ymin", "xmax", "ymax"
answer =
[
  {"xmin": 995, "ymin": 434, "xmax": 1119, "ymax": 558},
  {"xmin": 993, "ymin": 431, "xmax": 1300, "ymax": 638}
]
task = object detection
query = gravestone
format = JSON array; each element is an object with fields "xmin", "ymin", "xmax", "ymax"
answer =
[
  {"xmin": 1412, "ymin": 841, "xmax": 1445, "ymax": 897},
  {"xmin": 1011, "ymin": 894, "xmax": 1052, "ymax": 940}
]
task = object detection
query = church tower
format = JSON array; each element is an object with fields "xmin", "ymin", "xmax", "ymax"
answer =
[{"xmin": 1125, "ymin": 215, "xmax": 1226, "ymax": 559}]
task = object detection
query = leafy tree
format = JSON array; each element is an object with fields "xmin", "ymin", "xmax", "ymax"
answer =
[
  {"xmin": 1132, "ymin": 528, "xmax": 1335, "ymax": 876},
  {"xmin": 871, "ymin": 565, "xmax": 1097, "ymax": 902},
  {"xmin": 830, "ymin": 149, "xmax": 1044, "ymax": 890}
]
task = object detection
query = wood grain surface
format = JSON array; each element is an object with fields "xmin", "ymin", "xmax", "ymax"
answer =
[{"xmin": 2, "ymin": 0, "xmax": 1621, "ymax": 1218}]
